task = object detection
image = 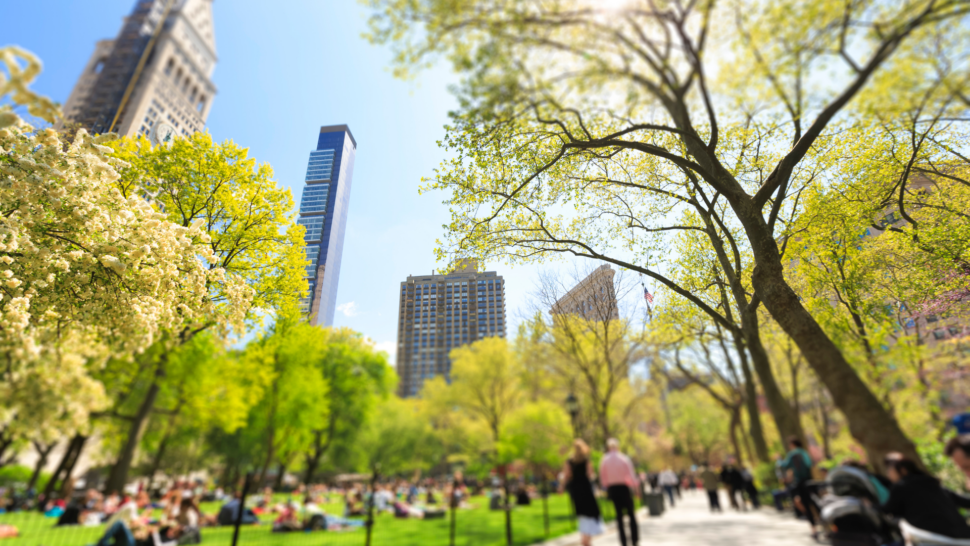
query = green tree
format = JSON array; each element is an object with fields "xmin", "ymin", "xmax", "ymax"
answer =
[
  {"xmin": 501, "ymin": 400, "xmax": 572, "ymax": 473},
  {"xmin": 668, "ymin": 389, "xmax": 731, "ymax": 466},
  {"xmin": 440, "ymin": 337, "xmax": 523, "ymax": 446},
  {"xmin": 301, "ymin": 329, "xmax": 394, "ymax": 484},
  {"xmin": 363, "ymin": 0, "xmax": 970, "ymax": 464},
  {"xmin": 138, "ymin": 333, "xmax": 268, "ymax": 486},
  {"xmin": 244, "ymin": 313, "xmax": 329, "ymax": 486},
  {"xmin": 101, "ymin": 133, "xmax": 306, "ymax": 492},
  {"xmin": 357, "ymin": 396, "xmax": 438, "ymax": 475}
]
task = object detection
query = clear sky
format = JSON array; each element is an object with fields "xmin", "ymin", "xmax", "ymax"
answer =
[{"xmin": 3, "ymin": 0, "xmax": 585, "ymax": 362}]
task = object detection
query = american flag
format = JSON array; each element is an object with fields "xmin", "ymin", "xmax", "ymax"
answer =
[{"xmin": 644, "ymin": 287, "xmax": 654, "ymax": 304}]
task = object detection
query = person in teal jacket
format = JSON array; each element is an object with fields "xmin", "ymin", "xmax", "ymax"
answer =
[{"xmin": 782, "ymin": 437, "xmax": 820, "ymax": 538}]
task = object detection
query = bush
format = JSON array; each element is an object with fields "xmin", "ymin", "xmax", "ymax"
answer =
[{"xmin": 0, "ymin": 465, "xmax": 49, "ymax": 491}]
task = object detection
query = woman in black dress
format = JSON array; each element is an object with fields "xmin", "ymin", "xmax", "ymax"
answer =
[{"xmin": 563, "ymin": 439, "xmax": 602, "ymax": 546}]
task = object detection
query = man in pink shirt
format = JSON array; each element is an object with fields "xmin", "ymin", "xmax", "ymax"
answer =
[{"xmin": 599, "ymin": 438, "xmax": 639, "ymax": 546}]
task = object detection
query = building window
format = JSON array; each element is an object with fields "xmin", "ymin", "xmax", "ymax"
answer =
[
  {"xmin": 93, "ymin": 59, "xmax": 105, "ymax": 74},
  {"xmin": 164, "ymin": 58, "xmax": 174, "ymax": 76},
  {"xmin": 306, "ymin": 150, "xmax": 336, "ymax": 182},
  {"xmin": 299, "ymin": 184, "xmax": 330, "ymax": 214},
  {"xmin": 297, "ymin": 216, "xmax": 324, "ymax": 242},
  {"xmin": 932, "ymin": 329, "xmax": 946, "ymax": 340}
]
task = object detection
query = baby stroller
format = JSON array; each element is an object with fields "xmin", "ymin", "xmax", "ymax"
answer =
[
  {"xmin": 819, "ymin": 466, "xmax": 897, "ymax": 546},
  {"xmin": 900, "ymin": 521, "xmax": 970, "ymax": 546}
]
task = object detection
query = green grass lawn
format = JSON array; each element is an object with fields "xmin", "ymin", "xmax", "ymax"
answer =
[{"xmin": 0, "ymin": 493, "xmax": 617, "ymax": 546}]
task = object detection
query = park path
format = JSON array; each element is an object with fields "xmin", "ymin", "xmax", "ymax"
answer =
[{"xmin": 539, "ymin": 490, "xmax": 818, "ymax": 546}]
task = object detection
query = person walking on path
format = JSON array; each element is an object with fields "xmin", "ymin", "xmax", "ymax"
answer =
[
  {"xmin": 720, "ymin": 463, "xmax": 744, "ymax": 511},
  {"xmin": 658, "ymin": 469, "xmax": 678, "ymax": 507},
  {"xmin": 700, "ymin": 465, "xmax": 721, "ymax": 513},
  {"xmin": 781, "ymin": 437, "xmax": 819, "ymax": 539},
  {"xmin": 740, "ymin": 467, "xmax": 761, "ymax": 509},
  {"xmin": 599, "ymin": 438, "xmax": 640, "ymax": 546},
  {"xmin": 562, "ymin": 439, "xmax": 603, "ymax": 546}
]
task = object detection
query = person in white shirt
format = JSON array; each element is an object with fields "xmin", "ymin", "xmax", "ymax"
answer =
[{"xmin": 658, "ymin": 469, "xmax": 679, "ymax": 507}]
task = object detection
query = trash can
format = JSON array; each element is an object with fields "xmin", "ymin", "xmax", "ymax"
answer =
[{"xmin": 644, "ymin": 492, "xmax": 665, "ymax": 516}]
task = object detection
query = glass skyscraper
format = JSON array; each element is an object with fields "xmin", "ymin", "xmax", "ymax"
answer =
[{"xmin": 298, "ymin": 125, "xmax": 356, "ymax": 327}]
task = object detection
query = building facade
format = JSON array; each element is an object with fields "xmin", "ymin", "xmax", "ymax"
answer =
[
  {"xmin": 551, "ymin": 264, "xmax": 619, "ymax": 321},
  {"xmin": 298, "ymin": 125, "xmax": 357, "ymax": 327},
  {"xmin": 396, "ymin": 262, "xmax": 507, "ymax": 397},
  {"xmin": 62, "ymin": 0, "xmax": 217, "ymax": 143}
]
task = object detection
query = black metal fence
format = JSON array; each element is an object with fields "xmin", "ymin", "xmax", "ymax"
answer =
[{"xmin": 0, "ymin": 484, "xmax": 635, "ymax": 546}]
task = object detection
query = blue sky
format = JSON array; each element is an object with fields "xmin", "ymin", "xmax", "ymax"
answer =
[{"xmin": 3, "ymin": 0, "xmax": 575, "ymax": 361}]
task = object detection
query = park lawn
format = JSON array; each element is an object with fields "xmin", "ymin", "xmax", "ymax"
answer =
[{"xmin": 0, "ymin": 493, "xmax": 600, "ymax": 546}]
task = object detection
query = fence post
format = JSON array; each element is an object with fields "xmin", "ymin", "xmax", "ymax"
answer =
[
  {"xmin": 230, "ymin": 472, "xmax": 252, "ymax": 546},
  {"xmin": 501, "ymin": 465, "xmax": 512, "ymax": 546},
  {"xmin": 541, "ymin": 473, "xmax": 549, "ymax": 537},
  {"xmin": 365, "ymin": 464, "xmax": 380, "ymax": 546},
  {"xmin": 449, "ymin": 474, "xmax": 459, "ymax": 546}
]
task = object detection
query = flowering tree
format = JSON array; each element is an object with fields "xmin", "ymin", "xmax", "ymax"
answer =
[
  {"xmin": 0, "ymin": 47, "xmax": 251, "ymax": 466},
  {"xmin": 98, "ymin": 108, "xmax": 306, "ymax": 493}
]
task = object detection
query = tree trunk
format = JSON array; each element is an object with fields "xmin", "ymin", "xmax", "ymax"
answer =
[
  {"xmin": 815, "ymin": 391, "xmax": 833, "ymax": 460},
  {"xmin": 220, "ymin": 462, "xmax": 234, "ymax": 494},
  {"xmin": 303, "ymin": 452, "xmax": 320, "ymax": 486},
  {"xmin": 59, "ymin": 435, "xmax": 87, "ymax": 498},
  {"xmin": 105, "ymin": 365, "xmax": 165, "ymax": 493},
  {"xmin": 43, "ymin": 434, "xmax": 86, "ymax": 499},
  {"xmin": 27, "ymin": 441, "xmax": 56, "ymax": 491},
  {"xmin": 728, "ymin": 408, "xmax": 743, "ymax": 465},
  {"xmin": 0, "ymin": 427, "xmax": 17, "ymax": 468},
  {"xmin": 146, "ymin": 431, "xmax": 173, "ymax": 490},
  {"xmin": 303, "ymin": 426, "xmax": 334, "ymax": 486},
  {"xmin": 258, "ymin": 373, "xmax": 280, "ymax": 488},
  {"xmin": 738, "ymin": 417, "xmax": 756, "ymax": 468},
  {"xmin": 741, "ymin": 305, "xmax": 806, "ymax": 449},
  {"xmin": 750, "ymin": 240, "xmax": 920, "ymax": 470},
  {"xmin": 732, "ymin": 331, "xmax": 770, "ymax": 462},
  {"xmin": 273, "ymin": 462, "xmax": 286, "ymax": 490}
]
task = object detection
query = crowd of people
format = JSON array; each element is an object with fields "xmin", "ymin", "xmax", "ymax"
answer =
[
  {"xmin": 2, "ymin": 434, "xmax": 968, "ymax": 546},
  {"xmin": 559, "ymin": 433, "xmax": 970, "ymax": 546},
  {"xmin": 0, "ymin": 471, "xmax": 556, "ymax": 545}
]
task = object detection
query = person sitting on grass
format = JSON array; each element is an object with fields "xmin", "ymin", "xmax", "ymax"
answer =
[
  {"xmin": 271, "ymin": 501, "xmax": 301, "ymax": 533},
  {"xmin": 344, "ymin": 488, "xmax": 365, "ymax": 517},
  {"xmin": 251, "ymin": 487, "xmax": 273, "ymax": 515},
  {"xmin": 392, "ymin": 499, "xmax": 424, "ymax": 519},
  {"xmin": 90, "ymin": 492, "xmax": 153, "ymax": 546},
  {"xmin": 216, "ymin": 492, "xmax": 259, "ymax": 526},
  {"xmin": 103, "ymin": 493, "xmax": 122, "ymax": 516}
]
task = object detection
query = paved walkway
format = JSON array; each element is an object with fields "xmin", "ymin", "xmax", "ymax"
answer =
[{"xmin": 540, "ymin": 490, "xmax": 818, "ymax": 546}]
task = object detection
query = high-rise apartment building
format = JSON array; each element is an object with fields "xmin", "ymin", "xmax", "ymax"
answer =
[
  {"xmin": 396, "ymin": 262, "xmax": 507, "ymax": 397},
  {"xmin": 551, "ymin": 265, "xmax": 619, "ymax": 321},
  {"xmin": 62, "ymin": 0, "xmax": 217, "ymax": 142},
  {"xmin": 297, "ymin": 126, "xmax": 357, "ymax": 327}
]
